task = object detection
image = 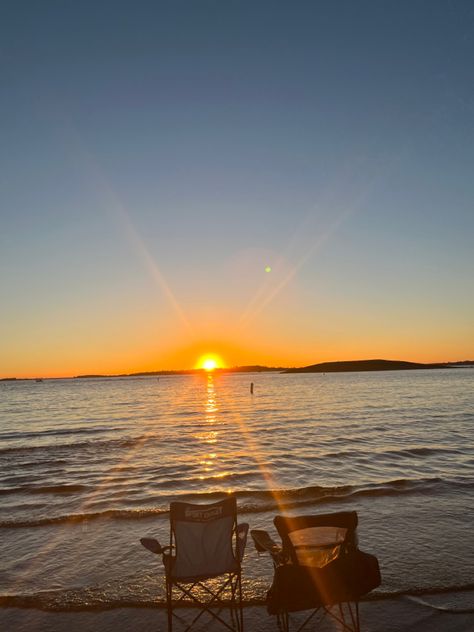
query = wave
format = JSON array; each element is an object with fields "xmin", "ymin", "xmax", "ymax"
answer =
[
  {"xmin": 0, "ymin": 426, "xmax": 117, "ymax": 441},
  {"xmin": 0, "ymin": 507, "xmax": 169, "ymax": 528},
  {"xmin": 0, "ymin": 483, "xmax": 89, "ymax": 496},
  {"xmin": 0, "ymin": 435, "xmax": 141, "ymax": 456},
  {"xmin": 0, "ymin": 477, "xmax": 458, "ymax": 528},
  {"xmin": 1, "ymin": 583, "xmax": 473, "ymax": 612},
  {"xmin": 0, "ymin": 431, "xmax": 196, "ymax": 456},
  {"xmin": 382, "ymin": 446, "xmax": 462, "ymax": 458},
  {"xmin": 2, "ymin": 432, "xmax": 469, "ymax": 463}
]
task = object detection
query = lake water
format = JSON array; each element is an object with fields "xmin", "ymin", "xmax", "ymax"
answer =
[{"xmin": 1, "ymin": 369, "xmax": 473, "ymax": 610}]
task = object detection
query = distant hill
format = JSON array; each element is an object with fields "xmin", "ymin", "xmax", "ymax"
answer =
[
  {"xmin": 283, "ymin": 359, "xmax": 449, "ymax": 373},
  {"xmin": 445, "ymin": 360, "xmax": 474, "ymax": 366},
  {"xmin": 220, "ymin": 365, "xmax": 285, "ymax": 373},
  {"xmin": 74, "ymin": 365, "xmax": 284, "ymax": 379}
]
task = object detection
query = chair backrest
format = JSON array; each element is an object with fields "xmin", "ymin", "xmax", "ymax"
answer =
[
  {"xmin": 274, "ymin": 511, "xmax": 358, "ymax": 568},
  {"xmin": 170, "ymin": 497, "xmax": 238, "ymax": 579}
]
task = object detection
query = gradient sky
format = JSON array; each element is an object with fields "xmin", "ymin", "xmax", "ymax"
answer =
[{"xmin": 1, "ymin": 1, "xmax": 473, "ymax": 377}]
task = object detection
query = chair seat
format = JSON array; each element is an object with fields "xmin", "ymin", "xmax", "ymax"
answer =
[
  {"xmin": 267, "ymin": 549, "xmax": 381, "ymax": 614},
  {"xmin": 164, "ymin": 553, "xmax": 240, "ymax": 582}
]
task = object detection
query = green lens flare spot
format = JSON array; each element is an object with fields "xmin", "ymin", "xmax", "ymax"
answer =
[{"xmin": 264, "ymin": 266, "xmax": 272, "ymax": 273}]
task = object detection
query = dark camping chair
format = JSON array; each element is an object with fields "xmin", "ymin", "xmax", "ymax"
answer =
[
  {"xmin": 251, "ymin": 511, "xmax": 380, "ymax": 632},
  {"xmin": 141, "ymin": 496, "xmax": 248, "ymax": 632}
]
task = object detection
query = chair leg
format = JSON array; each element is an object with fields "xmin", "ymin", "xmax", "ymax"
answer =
[
  {"xmin": 277, "ymin": 610, "xmax": 289, "ymax": 632},
  {"xmin": 229, "ymin": 577, "xmax": 236, "ymax": 631},
  {"xmin": 339, "ymin": 602, "xmax": 345, "ymax": 626},
  {"xmin": 169, "ymin": 574, "xmax": 244, "ymax": 632},
  {"xmin": 166, "ymin": 578, "xmax": 173, "ymax": 632},
  {"xmin": 238, "ymin": 572, "xmax": 244, "ymax": 632},
  {"xmin": 227, "ymin": 573, "xmax": 243, "ymax": 632},
  {"xmin": 326, "ymin": 602, "xmax": 360, "ymax": 632},
  {"xmin": 355, "ymin": 602, "xmax": 360, "ymax": 632},
  {"xmin": 342, "ymin": 602, "xmax": 360, "ymax": 632}
]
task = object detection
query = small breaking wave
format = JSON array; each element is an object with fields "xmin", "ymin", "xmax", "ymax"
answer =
[
  {"xmin": 0, "ymin": 477, "xmax": 450, "ymax": 528},
  {"xmin": 0, "ymin": 426, "xmax": 116, "ymax": 441},
  {"xmin": 0, "ymin": 432, "xmax": 190, "ymax": 456},
  {"xmin": 0, "ymin": 507, "xmax": 169, "ymax": 528},
  {"xmin": 0, "ymin": 483, "xmax": 89, "ymax": 496}
]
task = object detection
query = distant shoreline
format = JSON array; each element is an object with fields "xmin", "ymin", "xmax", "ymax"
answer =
[
  {"xmin": 282, "ymin": 359, "xmax": 473, "ymax": 373},
  {"xmin": 1, "ymin": 359, "xmax": 473, "ymax": 381}
]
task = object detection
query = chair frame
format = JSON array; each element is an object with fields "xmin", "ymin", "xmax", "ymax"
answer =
[
  {"xmin": 276, "ymin": 599, "xmax": 360, "ymax": 632},
  {"xmin": 252, "ymin": 511, "xmax": 363, "ymax": 632},
  {"xmin": 165, "ymin": 565, "xmax": 244, "ymax": 632}
]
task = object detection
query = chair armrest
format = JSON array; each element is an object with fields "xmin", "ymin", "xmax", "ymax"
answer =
[
  {"xmin": 236, "ymin": 523, "xmax": 249, "ymax": 562},
  {"xmin": 250, "ymin": 529, "xmax": 282, "ymax": 556},
  {"xmin": 140, "ymin": 537, "xmax": 170, "ymax": 554}
]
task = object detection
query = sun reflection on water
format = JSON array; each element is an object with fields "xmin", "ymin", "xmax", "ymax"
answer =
[
  {"xmin": 195, "ymin": 373, "xmax": 230, "ymax": 481},
  {"xmin": 205, "ymin": 373, "xmax": 218, "ymax": 419}
]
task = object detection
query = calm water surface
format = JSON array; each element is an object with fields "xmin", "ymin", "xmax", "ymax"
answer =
[{"xmin": 0, "ymin": 369, "xmax": 473, "ymax": 609}]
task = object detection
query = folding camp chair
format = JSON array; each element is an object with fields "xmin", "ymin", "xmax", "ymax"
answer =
[
  {"xmin": 141, "ymin": 496, "xmax": 248, "ymax": 632},
  {"xmin": 251, "ymin": 511, "xmax": 380, "ymax": 632}
]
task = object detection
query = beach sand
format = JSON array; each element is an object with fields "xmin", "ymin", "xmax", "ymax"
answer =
[{"xmin": 1, "ymin": 591, "xmax": 473, "ymax": 631}]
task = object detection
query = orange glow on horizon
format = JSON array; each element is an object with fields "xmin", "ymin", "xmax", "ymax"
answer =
[{"xmin": 2, "ymin": 332, "xmax": 471, "ymax": 379}]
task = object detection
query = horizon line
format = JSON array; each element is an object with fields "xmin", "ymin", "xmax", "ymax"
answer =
[{"xmin": 2, "ymin": 358, "xmax": 473, "ymax": 381}]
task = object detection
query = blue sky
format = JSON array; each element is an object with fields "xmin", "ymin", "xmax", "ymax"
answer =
[{"xmin": 1, "ymin": 1, "xmax": 473, "ymax": 375}]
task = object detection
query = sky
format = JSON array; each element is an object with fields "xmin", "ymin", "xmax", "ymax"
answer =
[{"xmin": 1, "ymin": 1, "xmax": 473, "ymax": 378}]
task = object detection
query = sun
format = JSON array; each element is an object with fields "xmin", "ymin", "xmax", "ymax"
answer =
[{"xmin": 196, "ymin": 354, "xmax": 224, "ymax": 371}]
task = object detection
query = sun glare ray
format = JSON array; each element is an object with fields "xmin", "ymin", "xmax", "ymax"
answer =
[
  {"xmin": 194, "ymin": 373, "xmax": 286, "ymax": 513},
  {"xmin": 10, "ymin": 419, "xmax": 162, "ymax": 593},
  {"xmin": 113, "ymin": 207, "xmax": 193, "ymax": 334},
  {"xmin": 65, "ymin": 129, "xmax": 194, "ymax": 336},
  {"xmin": 229, "ymin": 407, "xmax": 287, "ymax": 516}
]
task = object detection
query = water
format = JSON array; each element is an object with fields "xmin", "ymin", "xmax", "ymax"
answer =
[{"xmin": 0, "ymin": 369, "xmax": 473, "ymax": 610}]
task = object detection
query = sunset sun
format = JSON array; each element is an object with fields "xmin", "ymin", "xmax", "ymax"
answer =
[{"xmin": 196, "ymin": 354, "xmax": 224, "ymax": 371}]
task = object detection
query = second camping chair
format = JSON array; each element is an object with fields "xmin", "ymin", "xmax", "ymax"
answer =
[{"xmin": 251, "ymin": 510, "xmax": 380, "ymax": 632}]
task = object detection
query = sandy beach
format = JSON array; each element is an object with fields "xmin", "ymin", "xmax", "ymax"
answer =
[{"xmin": 1, "ymin": 590, "xmax": 474, "ymax": 631}]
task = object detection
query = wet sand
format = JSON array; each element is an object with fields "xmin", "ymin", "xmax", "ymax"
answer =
[{"xmin": 1, "ymin": 591, "xmax": 473, "ymax": 631}]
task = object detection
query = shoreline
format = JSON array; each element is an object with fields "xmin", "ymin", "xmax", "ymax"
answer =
[
  {"xmin": 2, "ymin": 584, "xmax": 474, "ymax": 611},
  {"xmin": 1, "ymin": 590, "xmax": 473, "ymax": 631}
]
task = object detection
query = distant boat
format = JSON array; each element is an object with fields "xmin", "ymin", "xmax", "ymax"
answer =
[{"xmin": 35, "ymin": 378, "xmax": 44, "ymax": 383}]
